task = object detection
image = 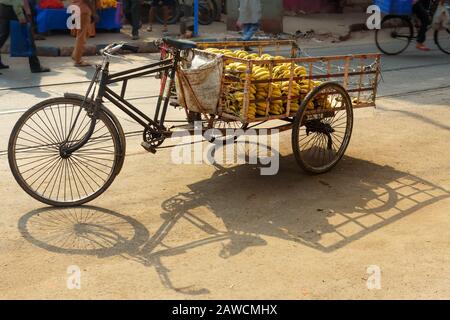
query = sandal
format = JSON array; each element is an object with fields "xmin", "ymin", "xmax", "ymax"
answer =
[
  {"xmin": 74, "ymin": 61, "xmax": 92, "ymax": 67},
  {"xmin": 416, "ymin": 43, "xmax": 431, "ymax": 51}
]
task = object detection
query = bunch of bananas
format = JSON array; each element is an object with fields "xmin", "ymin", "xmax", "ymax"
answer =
[
  {"xmin": 204, "ymin": 48, "xmax": 260, "ymax": 61},
  {"xmin": 203, "ymin": 48, "xmax": 332, "ymax": 120}
]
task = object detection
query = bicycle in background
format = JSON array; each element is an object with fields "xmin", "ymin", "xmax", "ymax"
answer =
[{"xmin": 375, "ymin": 0, "xmax": 450, "ymax": 55}]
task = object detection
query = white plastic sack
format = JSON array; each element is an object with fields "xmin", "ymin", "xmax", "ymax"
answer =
[
  {"xmin": 176, "ymin": 53, "xmax": 223, "ymax": 114},
  {"xmin": 432, "ymin": 3, "xmax": 450, "ymax": 30}
]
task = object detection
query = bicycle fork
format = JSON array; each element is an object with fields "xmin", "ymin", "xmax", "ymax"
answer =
[{"xmin": 59, "ymin": 66, "xmax": 104, "ymax": 158}]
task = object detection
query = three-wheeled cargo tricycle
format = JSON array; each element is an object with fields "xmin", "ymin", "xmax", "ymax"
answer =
[{"xmin": 8, "ymin": 38, "xmax": 381, "ymax": 206}]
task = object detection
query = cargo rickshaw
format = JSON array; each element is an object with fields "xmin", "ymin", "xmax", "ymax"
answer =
[{"xmin": 8, "ymin": 38, "xmax": 381, "ymax": 206}]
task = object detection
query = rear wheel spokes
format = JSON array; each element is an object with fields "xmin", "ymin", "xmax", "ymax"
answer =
[
  {"xmin": 293, "ymin": 83, "xmax": 353, "ymax": 174},
  {"xmin": 300, "ymin": 103, "xmax": 346, "ymax": 165},
  {"xmin": 9, "ymin": 99, "xmax": 120, "ymax": 206}
]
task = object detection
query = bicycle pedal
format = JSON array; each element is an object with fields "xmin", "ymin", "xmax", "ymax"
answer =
[
  {"xmin": 141, "ymin": 141, "xmax": 157, "ymax": 154},
  {"xmin": 170, "ymin": 100, "xmax": 181, "ymax": 107}
]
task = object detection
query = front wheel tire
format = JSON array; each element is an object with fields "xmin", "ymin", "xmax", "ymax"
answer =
[
  {"xmin": 8, "ymin": 98, "xmax": 122, "ymax": 206},
  {"xmin": 435, "ymin": 27, "xmax": 450, "ymax": 54}
]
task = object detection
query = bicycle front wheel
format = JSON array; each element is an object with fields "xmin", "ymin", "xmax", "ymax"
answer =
[
  {"xmin": 375, "ymin": 15, "xmax": 413, "ymax": 55},
  {"xmin": 8, "ymin": 98, "xmax": 122, "ymax": 206},
  {"xmin": 435, "ymin": 27, "xmax": 450, "ymax": 54}
]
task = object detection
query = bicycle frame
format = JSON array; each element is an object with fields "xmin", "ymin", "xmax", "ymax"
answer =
[{"xmin": 61, "ymin": 45, "xmax": 182, "ymax": 156}]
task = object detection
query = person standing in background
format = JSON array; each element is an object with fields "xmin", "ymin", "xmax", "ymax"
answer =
[
  {"xmin": 28, "ymin": 0, "xmax": 46, "ymax": 40},
  {"xmin": 0, "ymin": 0, "xmax": 50, "ymax": 73},
  {"xmin": 123, "ymin": 0, "xmax": 141, "ymax": 40},
  {"xmin": 236, "ymin": 0, "xmax": 261, "ymax": 41},
  {"xmin": 71, "ymin": 0, "xmax": 97, "ymax": 67}
]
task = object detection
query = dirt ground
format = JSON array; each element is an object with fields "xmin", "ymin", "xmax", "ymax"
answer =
[{"xmin": 0, "ymin": 85, "xmax": 449, "ymax": 299}]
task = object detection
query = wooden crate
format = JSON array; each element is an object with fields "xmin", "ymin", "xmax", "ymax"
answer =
[{"xmin": 196, "ymin": 40, "xmax": 381, "ymax": 123}]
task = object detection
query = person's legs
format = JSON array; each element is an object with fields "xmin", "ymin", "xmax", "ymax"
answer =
[
  {"xmin": 0, "ymin": 4, "xmax": 13, "ymax": 68},
  {"xmin": 0, "ymin": 18, "xmax": 10, "ymax": 68},
  {"xmin": 162, "ymin": 5, "xmax": 168, "ymax": 32},
  {"xmin": 28, "ymin": 18, "xmax": 46, "ymax": 71},
  {"xmin": 130, "ymin": 0, "xmax": 141, "ymax": 38},
  {"xmin": 71, "ymin": 12, "xmax": 91, "ymax": 65},
  {"xmin": 242, "ymin": 23, "xmax": 258, "ymax": 41},
  {"xmin": 28, "ymin": 38, "xmax": 42, "ymax": 71},
  {"xmin": 148, "ymin": 4, "xmax": 157, "ymax": 31},
  {"xmin": 123, "ymin": 0, "xmax": 134, "ymax": 35},
  {"xmin": 242, "ymin": 24, "xmax": 250, "ymax": 41},
  {"xmin": 28, "ymin": 0, "xmax": 45, "ymax": 40},
  {"xmin": 250, "ymin": 23, "xmax": 259, "ymax": 38},
  {"xmin": 412, "ymin": 1, "xmax": 430, "ymax": 47},
  {"xmin": 28, "ymin": 56, "xmax": 42, "ymax": 70}
]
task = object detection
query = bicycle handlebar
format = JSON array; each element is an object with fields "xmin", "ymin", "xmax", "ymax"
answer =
[
  {"xmin": 101, "ymin": 43, "xmax": 140, "ymax": 56},
  {"xmin": 121, "ymin": 44, "xmax": 140, "ymax": 53}
]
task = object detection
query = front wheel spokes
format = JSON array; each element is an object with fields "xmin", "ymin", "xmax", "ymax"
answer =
[{"xmin": 9, "ymin": 98, "xmax": 121, "ymax": 206}]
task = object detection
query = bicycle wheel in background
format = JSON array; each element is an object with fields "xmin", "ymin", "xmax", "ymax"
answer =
[
  {"xmin": 435, "ymin": 27, "xmax": 450, "ymax": 54},
  {"xmin": 198, "ymin": 0, "xmax": 218, "ymax": 25},
  {"xmin": 375, "ymin": 15, "xmax": 414, "ymax": 55},
  {"xmin": 156, "ymin": 0, "xmax": 181, "ymax": 25},
  {"xmin": 8, "ymin": 98, "xmax": 122, "ymax": 206}
]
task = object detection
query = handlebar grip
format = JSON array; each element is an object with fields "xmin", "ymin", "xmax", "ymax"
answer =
[{"xmin": 121, "ymin": 44, "xmax": 139, "ymax": 53}]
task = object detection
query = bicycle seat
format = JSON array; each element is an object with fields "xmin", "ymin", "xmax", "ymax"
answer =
[{"xmin": 163, "ymin": 38, "xmax": 197, "ymax": 50}]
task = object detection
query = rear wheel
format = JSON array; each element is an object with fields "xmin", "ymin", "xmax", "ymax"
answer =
[
  {"xmin": 8, "ymin": 98, "xmax": 122, "ymax": 206},
  {"xmin": 435, "ymin": 27, "xmax": 450, "ymax": 54},
  {"xmin": 292, "ymin": 82, "xmax": 353, "ymax": 174},
  {"xmin": 375, "ymin": 15, "xmax": 413, "ymax": 55}
]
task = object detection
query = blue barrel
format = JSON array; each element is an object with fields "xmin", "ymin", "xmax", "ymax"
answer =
[{"xmin": 374, "ymin": 0, "xmax": 413, "ymax": 15}]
